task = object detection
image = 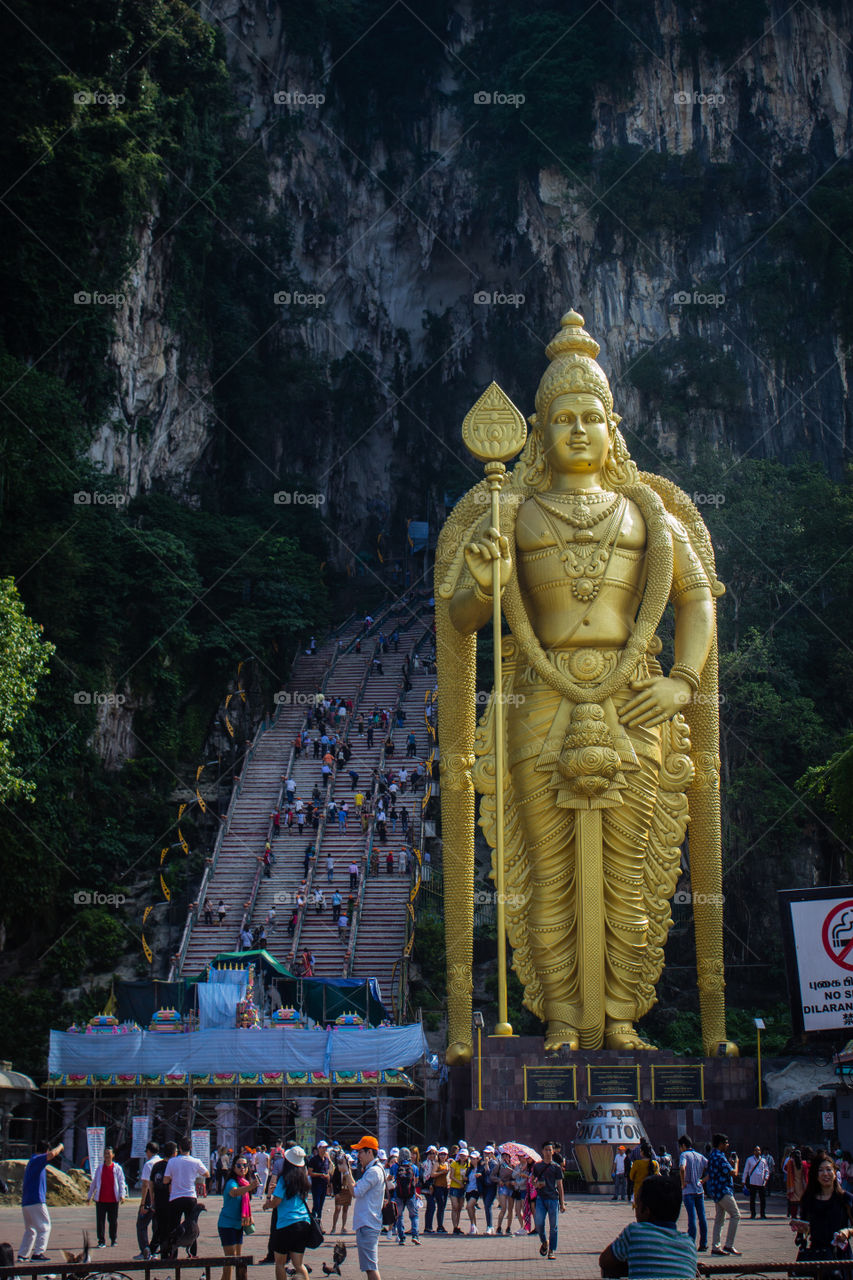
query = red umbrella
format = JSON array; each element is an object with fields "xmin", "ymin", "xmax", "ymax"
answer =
[{"xmin": 499, "ymin": 1141, "xmax": 540, "ymax": 1164}]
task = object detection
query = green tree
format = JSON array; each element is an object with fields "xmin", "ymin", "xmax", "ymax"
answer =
[{"xmin": 0, "ymin": 578, "xmax": 54, "ymax": 800}]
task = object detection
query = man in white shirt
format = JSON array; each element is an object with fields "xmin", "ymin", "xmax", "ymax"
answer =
[
  {"xmin": 742, "ymin": 1146, "xmax": 769, "ymax": 1220},
  {"xmin": 342, "ymin": 1135, "xmax": 387, "ymax": 1280},
  {"xmin": 163, "ymin": 1137, "xmax": 209, "ymax": 1257}
]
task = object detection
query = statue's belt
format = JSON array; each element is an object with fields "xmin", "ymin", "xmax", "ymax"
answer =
[{"xmin": 506, "ymin": 650, "xmax": 659, "ymax": 807}]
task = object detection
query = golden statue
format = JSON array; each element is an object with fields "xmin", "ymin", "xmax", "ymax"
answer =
[{"xmin": 436, "ymin": 310, "xmax": 732, "ymax": 1059}]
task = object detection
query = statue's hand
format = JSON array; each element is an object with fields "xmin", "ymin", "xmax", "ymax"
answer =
[
  {"xmin": 619, "ymin": 676, "xmax": 692, "ymax": 728},
  {"xmin": 463, "ymin": 526, "xmax": 511, "ymax": 597}
]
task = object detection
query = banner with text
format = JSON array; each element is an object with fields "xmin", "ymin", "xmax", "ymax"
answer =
[
  {"xmin": 86, "ymin": 1127, "xmax": 105, "ymax": 1172},
  {"xmin": 131, "ymin": 1116, "xmax": 150, "ymax": 1159},
  {"xmin": 192, "ymin": 1129, "xmax": 211, "ymax": 1172}
]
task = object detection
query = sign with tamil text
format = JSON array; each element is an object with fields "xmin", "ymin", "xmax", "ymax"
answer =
[{"xmin": 780, "ymin": 886, "xmax": 853, "ymax": 1034}]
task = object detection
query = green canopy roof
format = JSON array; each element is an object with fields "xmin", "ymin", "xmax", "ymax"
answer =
[{"xmin": 195, "ymin": 949, "xmax": 296, "ymax": 979}]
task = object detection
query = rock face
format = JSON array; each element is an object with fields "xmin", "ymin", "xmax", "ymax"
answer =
[
  {"xmin": 93, "ymin": 0, "xmax": 852, "ymax": 524},
  {"xmin": 89, "ymin": 212, "xmax": 213, "ymax": 497}
]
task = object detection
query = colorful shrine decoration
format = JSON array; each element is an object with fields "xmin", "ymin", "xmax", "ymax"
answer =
[
  {"xmin": 236, "ymin": 969, "xmax": 261, "ymax": 1028},
  {"xmin": 47, "ymin": 1068, "xmax": 414, "ymax": 1088},
  {"xmin": 334, "ymin": 1011, "xmax": 364, "ymax": 1027},
  {"xmin": 149, "ymin": 1008, "xmax": 184, "ymax": 1033},
  {"xmin": 271, "ymin": 1007, "xmax": 304, "ymax": 1027},
  {"xmin": 85, "ymin": 1015, "xmax": 120, "ymax": 1034}
]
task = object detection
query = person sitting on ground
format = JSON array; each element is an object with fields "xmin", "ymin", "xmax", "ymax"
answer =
[{"xmin": 599, "ymin": 1174, "xmax": 697, "ymax": 1279}]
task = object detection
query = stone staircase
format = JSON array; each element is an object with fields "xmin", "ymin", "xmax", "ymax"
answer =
[{"xmin": 176, "ymin": 600, "xmax": 436, "ymax": 1008}]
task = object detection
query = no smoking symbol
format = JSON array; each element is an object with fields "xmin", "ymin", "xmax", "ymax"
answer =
[{"xmin": 821, "ymin": 900, "xmax": 853, "ymax": 972}]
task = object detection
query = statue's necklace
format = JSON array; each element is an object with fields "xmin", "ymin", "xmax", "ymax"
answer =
[
  {"xmin": 534, "ymin": 495, "xmax": 626, "ymax": 602},
  {"xmin": 534, "ymin": 490, "xmax": 620, "ymax": 529}
]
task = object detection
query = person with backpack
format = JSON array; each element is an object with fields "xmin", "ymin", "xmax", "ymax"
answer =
[{"xmin": 393, "ymin": 1148, "xmax": 420, "ymax": 1245}]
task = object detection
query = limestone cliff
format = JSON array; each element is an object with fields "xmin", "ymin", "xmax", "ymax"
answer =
[{"xmin": 93, "ymin": 0, "xmax": 850, "ymax": 535}]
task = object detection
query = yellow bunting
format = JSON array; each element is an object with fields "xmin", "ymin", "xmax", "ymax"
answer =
[{"xmin": 160, "ymin": 873, "xmax": 171, "ymax": 902}]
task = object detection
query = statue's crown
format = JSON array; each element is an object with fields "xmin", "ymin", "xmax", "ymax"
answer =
[
  {"xmin": 545, "ymin": 310, "xmax": 601, "ymax": 362},
  {"xmin": 533, "ymin": 308, "xmax": 615, "ymax": 425}
]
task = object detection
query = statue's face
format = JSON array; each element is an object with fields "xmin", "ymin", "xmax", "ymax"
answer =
[{"xmin": 542, "ymin": 392, "xmax": 610, "ymax": 474}]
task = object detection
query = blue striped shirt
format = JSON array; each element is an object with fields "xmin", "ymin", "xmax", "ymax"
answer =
[{"xmin": 611, "ymin": 1221, "xmax": 698, "ymax": 1278}]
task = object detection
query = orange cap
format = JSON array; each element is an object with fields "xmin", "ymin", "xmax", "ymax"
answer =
[{"xmin": 351, "ymin": 1135, "xmax": 379, "ymax": 1151}]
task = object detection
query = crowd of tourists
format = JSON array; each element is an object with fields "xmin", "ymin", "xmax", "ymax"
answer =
[{"xmin": 16, "ymin": 1130, "xmax": 853, "ymax": 1280}]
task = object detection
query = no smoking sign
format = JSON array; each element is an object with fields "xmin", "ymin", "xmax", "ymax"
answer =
[{"xmin": 821, "ymin": 900, "xmax": 853, "ymax": 972}]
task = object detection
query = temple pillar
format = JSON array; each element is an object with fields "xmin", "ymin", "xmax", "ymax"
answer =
[{"xmin": 376, "ymin": 1095, "xmax": 396, "ymax": 1153}]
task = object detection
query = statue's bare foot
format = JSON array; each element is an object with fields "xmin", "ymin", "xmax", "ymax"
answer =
[
  {"xmin": 604, "ymin": 1022, "xmax": 655, "ymax": 1050},
  {"xmin": 544, "ymin": 1022, "xmax": 579, "ymax": 1051}
]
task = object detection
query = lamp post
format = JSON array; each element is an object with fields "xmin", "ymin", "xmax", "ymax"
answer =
[
  {"xmin": 473, "ymin": 1011, "xmax": 485, "ymax": 1111},
  {"xmin": 754, "ymin": 1017, "xmax": 766, "ymax": 1108}
]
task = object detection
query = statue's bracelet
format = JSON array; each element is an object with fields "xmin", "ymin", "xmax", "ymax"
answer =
[
  {"xmin": 669, "ymin": 663, "xmax": 701, "ymax": 693},
  {"xmin": 473, "ymin": 582, "xmax": 493, "ymax": 605}
]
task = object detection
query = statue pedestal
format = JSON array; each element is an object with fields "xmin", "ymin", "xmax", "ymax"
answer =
[{"xmin": 460, "ymin": 1036, "xmax": 777, "ymax": 1177}]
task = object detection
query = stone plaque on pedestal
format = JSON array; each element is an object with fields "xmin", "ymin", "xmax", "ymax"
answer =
[
  {"xmin": 523, "ymin": 1066, "xmax": 577, "ymax": 1104},
  {"xmin": 587, "ymin": 1065, "xmax": 640, "ymax": 1099}
]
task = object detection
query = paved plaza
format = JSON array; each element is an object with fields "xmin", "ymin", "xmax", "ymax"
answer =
[{"xmin": 0, "ymin": 1192, "xmax": 798, "ymax": 1279}]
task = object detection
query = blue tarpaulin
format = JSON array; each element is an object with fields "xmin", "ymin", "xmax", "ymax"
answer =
[
  {"xmin": 198, "ymin": 982, "xmax": 246, "ymax": 1029},
  {"xmin": 48, "ymin": 1024, "xmax": 428, "ymax": 1076}
]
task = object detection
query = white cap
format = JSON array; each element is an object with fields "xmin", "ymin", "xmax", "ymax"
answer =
[
  {"xmin": 469, "ymin": 1150, "xmax": 480, "ymax": 1159},
  {"xmin": 484, "ymin": 1145, "xmax": 495, "ymax": 1154},
  {"xmin": 378, "ymin": 1149, "xmax": 387, "ymax": 1160},
  {"xmin": 390, "ymin": 1147, "xmax": 400, "ymax": 1156},
  {"xmin": 284, "ymin": 1145, "xmax": 306, "ymax": 1167},
  {"xmin": 458, "ymin": 1140, "xmax": 468, "ymax": 1149}
]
